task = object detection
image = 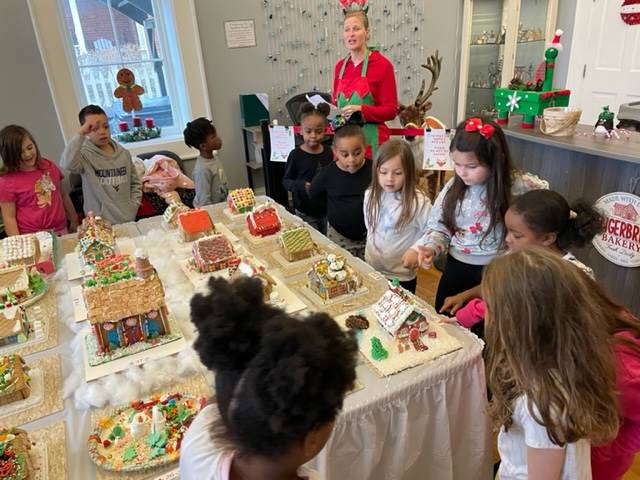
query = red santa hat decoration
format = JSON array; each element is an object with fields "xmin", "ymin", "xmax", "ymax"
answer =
[
  {"xmin": 621, "ymin": 0, "xmax": 640, "ymax": 25},
  {"xmin": 546, "ymin": 29, "xmax": 564, "ymax": 51}
]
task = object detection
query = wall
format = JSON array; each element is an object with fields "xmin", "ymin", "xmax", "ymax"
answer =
[
  {"xmin": 1, "ymin": 0, "xmax": 484, "ymax": 189},
  {"xmin": 554, "ymin": 0, "xmax": 577, "ymax": 89},
  {"xmin": 194, "ymin": 0, "xmax": 463, "ymax": 189},
  {"xmin": 0, "ymin": 0, "xmax": 66, "ymax": 163}
]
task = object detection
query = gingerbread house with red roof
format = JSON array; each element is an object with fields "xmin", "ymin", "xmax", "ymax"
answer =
[
  {"xmin": 191, "ymin": 235, "xmax": 241, "ymax": 273},
  {"xmin": 227, "ymin": 188, "xmax": 256, "ymax": 214},
  {"xmin": 613, "ymin": 203, "xmax": 639, "ymax": 222},
  {"xmin": 373, "ymin": 287, "xmax": 432, "ymax": 353},
  {"xmin": 246, "ymin": 204, "xmax": 282, "ymax": 237},
  {"xmin": 177, "ymin": 208, "xmax": 216, "ymax": 242}
]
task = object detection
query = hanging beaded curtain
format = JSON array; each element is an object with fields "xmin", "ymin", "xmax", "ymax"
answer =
[{"xmin": 262, "ymin": 0, "xmax": 427, "ymax": 122}]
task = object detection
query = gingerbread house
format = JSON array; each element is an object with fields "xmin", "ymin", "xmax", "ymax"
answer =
[
  {"xmin": 307, "ymin": 254, "xmax": 362, "ymax": 301},
  {"xmin": 279, "ymin": 227, "xmax": 318, "ymax": 262},
  {"xmin": 0, "ymin": 234, "xmax": 40, "ymax": 268},
  {"xmin": 191, "ymin": 235, "xmax": 240, "ymax": 273},
  {"xmin": 0, "ymin": 355, "xmax": 31, "ymax": 406},
  {"xmin": 246, "ymin": 204, "xmax": 282, "ymax": 237},
  {"xmin": 178, "ymin": 208, "xmax": 216, "ymax": 242},
  {"xmin": 0, "ymin": 266, "xmax": 32, "ymax": 306},
  {"xmin": 0, "ymin": 428, "xmax": 33, "ymax": 479},
  {"xmin": 0, "ymin": 307, "xmax": 29, "ymax": 347},
  {"xmin": 231, "ymin": 260, "xmax": 277, "ymax": 302},
  {"xmin": 227, "ymin": 188, "xmax": 256, "ymax": 214},
  {"xmin": 163, "ymin": 200, "xmax": 190, "ymax": 229},
  {"xmin": 373, "ymin": 287, "xmax": 431, "ymax": 353},
  {"xmin": 83, "ymin": 252, "xmax": 170, "ymax": 355},
  {"xmin": 77, "ymin": 212, "xmax": 115, "ymax": 265}
]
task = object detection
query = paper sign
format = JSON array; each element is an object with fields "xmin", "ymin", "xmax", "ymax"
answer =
[
  {"xmin": 306, "ymin": 94, "xmax": 340, "ymax": 119},
  {"xmin": 423, "ymin": 129, "xmax": 453, "ymax": 171},
  {"xmin": 269, "ymin": 125, "xmax": 295, "ymax": 162},
  {"xmin": 224, "ymin": 20, "xmax": 256, "ymax": 48}
]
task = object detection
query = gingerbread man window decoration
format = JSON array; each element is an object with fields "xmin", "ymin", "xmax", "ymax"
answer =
[{"xmin": 114, "ymin": 68, "xmax": 144, "ymax": 113}]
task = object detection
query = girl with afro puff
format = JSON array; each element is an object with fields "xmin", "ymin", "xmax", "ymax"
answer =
[{"xmin": 180, "ymin": 276, "xmax": 358, "ymax": 480}]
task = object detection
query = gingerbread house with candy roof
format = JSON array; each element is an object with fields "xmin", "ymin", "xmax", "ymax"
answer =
[
  {"xmin": 227, "ymin": 188, "xmax": 256, "ymax": 214},
  {"xmin": 373, "ymin": 286, "xmax": 433, "ymax": 353},
  {"xmin": 0, "ymin": 234, "xmax": 40, "ymax": 268},
  {"xmin": 246, "ymin": 204, "xmax": 282, "ymax": 237},
  {"xmin": 177, "ymin": 208, "xmax": 216, "ymax": 242},
  {"xmin": 83, "ymin": 251, "xmax": 170, "ymax": 354},
  {"xmin": 191, "ymin": 234, "xmax": 241, "ymax": 273}
]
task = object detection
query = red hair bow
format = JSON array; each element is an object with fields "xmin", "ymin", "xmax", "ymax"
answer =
[{"xmin": 464, "ymin": 118, "xmax": 495, "ymax": 140}]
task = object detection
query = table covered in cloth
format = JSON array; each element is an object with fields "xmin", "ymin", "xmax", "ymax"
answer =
[{"xmin": 27, "ymin": 197, "xmax": 491, "ymax": 480}]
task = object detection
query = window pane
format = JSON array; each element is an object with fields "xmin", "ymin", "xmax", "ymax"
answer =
[{"xmin": 61, "ymin": 0, "xmax": 176, "ymax": 135}]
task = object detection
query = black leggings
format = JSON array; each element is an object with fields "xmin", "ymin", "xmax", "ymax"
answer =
[{"xmin": 434, "ymin": 255, "xmax": 484, "ymax": 312}]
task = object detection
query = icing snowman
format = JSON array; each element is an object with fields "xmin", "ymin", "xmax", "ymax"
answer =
[{"xmin": 326, "ymin": 254, "xmax": 347, "ymax": 282}]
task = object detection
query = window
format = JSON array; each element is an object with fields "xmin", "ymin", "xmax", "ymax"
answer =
[
  {"xmin": 60, "ymin": 0, "xmax": 178, "ymax": 135},
  {"xmin": 28, "ymin": 0, "xmax": 210, "ymax": 157}
]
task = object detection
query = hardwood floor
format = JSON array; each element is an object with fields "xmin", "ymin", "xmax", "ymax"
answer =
[{"xmin": 415, "ymin": 267, "xmax": 640, "ymax": 479}]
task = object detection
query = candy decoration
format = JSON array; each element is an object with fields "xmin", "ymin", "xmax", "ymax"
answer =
[
  {"xmin": 621, "ymin": 0, "xmax": 640, "ymax": 25},
  {"xmin": 371, "ymin": 337, "xmax": 388, "ymax": 361}
]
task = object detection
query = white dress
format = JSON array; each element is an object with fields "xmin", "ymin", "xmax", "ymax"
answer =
[{"xmin": 497, "ymin": 396, "xmax": 592, "ymax": 480}]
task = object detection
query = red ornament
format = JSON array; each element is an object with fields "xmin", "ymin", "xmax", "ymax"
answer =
[
  {"xmin": 133, "ymin": 117, "xmax": 142, "ymax": 127},
  {"xmin": 621, "ymin": 0, "xmax": 640, "ymax": 25},
  {"xmin": 118, "ymin": 121, "xmax": 129, "ymax": 132},
  {"xmin": 102, "ymin": 439, "xmax": 111, "ymax": 448}
]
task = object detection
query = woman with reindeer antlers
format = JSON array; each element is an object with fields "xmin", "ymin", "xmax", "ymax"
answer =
[{"xmin": 333, "ymin": 0, "xmax": 398, "ymax": 159}]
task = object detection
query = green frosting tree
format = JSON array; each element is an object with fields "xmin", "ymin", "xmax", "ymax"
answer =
[{"xmin": 371, "ymin": 337, "xmax": 389, "ymax": 361}]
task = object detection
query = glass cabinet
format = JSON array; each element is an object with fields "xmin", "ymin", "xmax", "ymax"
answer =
[{"xmin": 457, "ymin": 0, "xmax": 558, "ymax": 122}]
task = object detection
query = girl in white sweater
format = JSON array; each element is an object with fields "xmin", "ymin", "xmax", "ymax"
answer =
[{"xmin": 364, "ymin": 139, "xmax": 431, "ymax": 293}]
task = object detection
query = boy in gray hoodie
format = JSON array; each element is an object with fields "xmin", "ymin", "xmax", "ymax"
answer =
[{"xmin": 61, "ymin": 105, "xmax": 142, "ymax": 224}]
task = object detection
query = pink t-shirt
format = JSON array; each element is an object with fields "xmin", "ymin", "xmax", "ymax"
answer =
[{"xmin": 0, "ymin": 158, "xmax": 67, "ymax": 234}]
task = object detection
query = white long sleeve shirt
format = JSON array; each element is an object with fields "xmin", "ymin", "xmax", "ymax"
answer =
[
  {"xmin": 364, "ymin": 189, "xmax": 431, "ymax": 281},
  {"xmin": 413, "ymin": 173, "xmax": 549, "ymax": 266}
]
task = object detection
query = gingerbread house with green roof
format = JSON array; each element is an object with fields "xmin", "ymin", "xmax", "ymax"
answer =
[
  {"xmin": 83, "ymin": 251, "xmax": 170, "ymax": 354},
  {"xmin": 279, "ymin": 227, "xmax": 318, "ymax": 262}
]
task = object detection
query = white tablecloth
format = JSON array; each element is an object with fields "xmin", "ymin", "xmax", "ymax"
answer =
[{"xmin": 23, "ymin": 199, "xmax": 491, "ymax": 480}]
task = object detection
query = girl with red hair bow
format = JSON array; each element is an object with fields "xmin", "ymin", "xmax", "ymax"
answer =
[{"xmin": 405, "ymin": 117, "xmax": 549, "ymax": 323}]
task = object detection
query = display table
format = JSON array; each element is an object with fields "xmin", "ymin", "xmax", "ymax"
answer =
[
  {"xmin": 18, "ymin": 197, "xmax": 491, "ymax": 480},
  {"xmin": 503, "ymin": 120, "xmax": 640, "ymax": 315}
]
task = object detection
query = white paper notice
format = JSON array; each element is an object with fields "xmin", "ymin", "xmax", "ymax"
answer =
[
  {"xmin": 224, "ymin": 20, "xmax": 256, "ymax": 48},
  {"xmin": 306, "ymin": 94, "xmax": 340, "ymax": 119},
  {"xmin": 269, "ymin": 125, "xmax": 295, "ymax": 162},
  {"xmin": 423, "ymin": 129, "xmax": 453, "ymax": 171}
]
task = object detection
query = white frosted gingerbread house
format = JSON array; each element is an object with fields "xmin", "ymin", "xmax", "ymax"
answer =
[{"xmin": 373, "ymin": 288, "xmax": 432, "ymax": 353}]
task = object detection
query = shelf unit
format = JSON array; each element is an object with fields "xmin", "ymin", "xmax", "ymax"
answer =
[{"xmin": 457, "ymin": 0, "xmax": 558, "ymax": 122}]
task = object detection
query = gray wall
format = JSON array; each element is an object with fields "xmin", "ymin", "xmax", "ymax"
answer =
[
  {"xmin": 193, "ymin": 0, "xmax": 464, "ymax": 188},
  {"xmin": 193, "ymin": 0, "xmax": 273, "ymax": 189},
  {"xmin": 0, "ymin": 0, "xmax": 65, "ymax": 163}
]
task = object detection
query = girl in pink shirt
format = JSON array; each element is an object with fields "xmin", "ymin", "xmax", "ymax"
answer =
[
  {"xmin": 180, "ymin": 276, "xmax": 358, "ymax": 480},
  {"xmin": 0, "ymin": 125, "xmax": 78, "ymax": 235}
]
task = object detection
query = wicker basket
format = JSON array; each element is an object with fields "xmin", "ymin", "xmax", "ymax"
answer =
[{"xmin": 540, "ymin": 107, "xmax": 582, "ymax": 136}]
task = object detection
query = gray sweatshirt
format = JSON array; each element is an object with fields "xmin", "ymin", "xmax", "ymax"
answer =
[
  {"xmin": 61, "ymin": 134, "xmax": 142, "ymax": 224},
  {"xmin": 192, "ymin": 154, "xmax": 228, "ymax": 207}
]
